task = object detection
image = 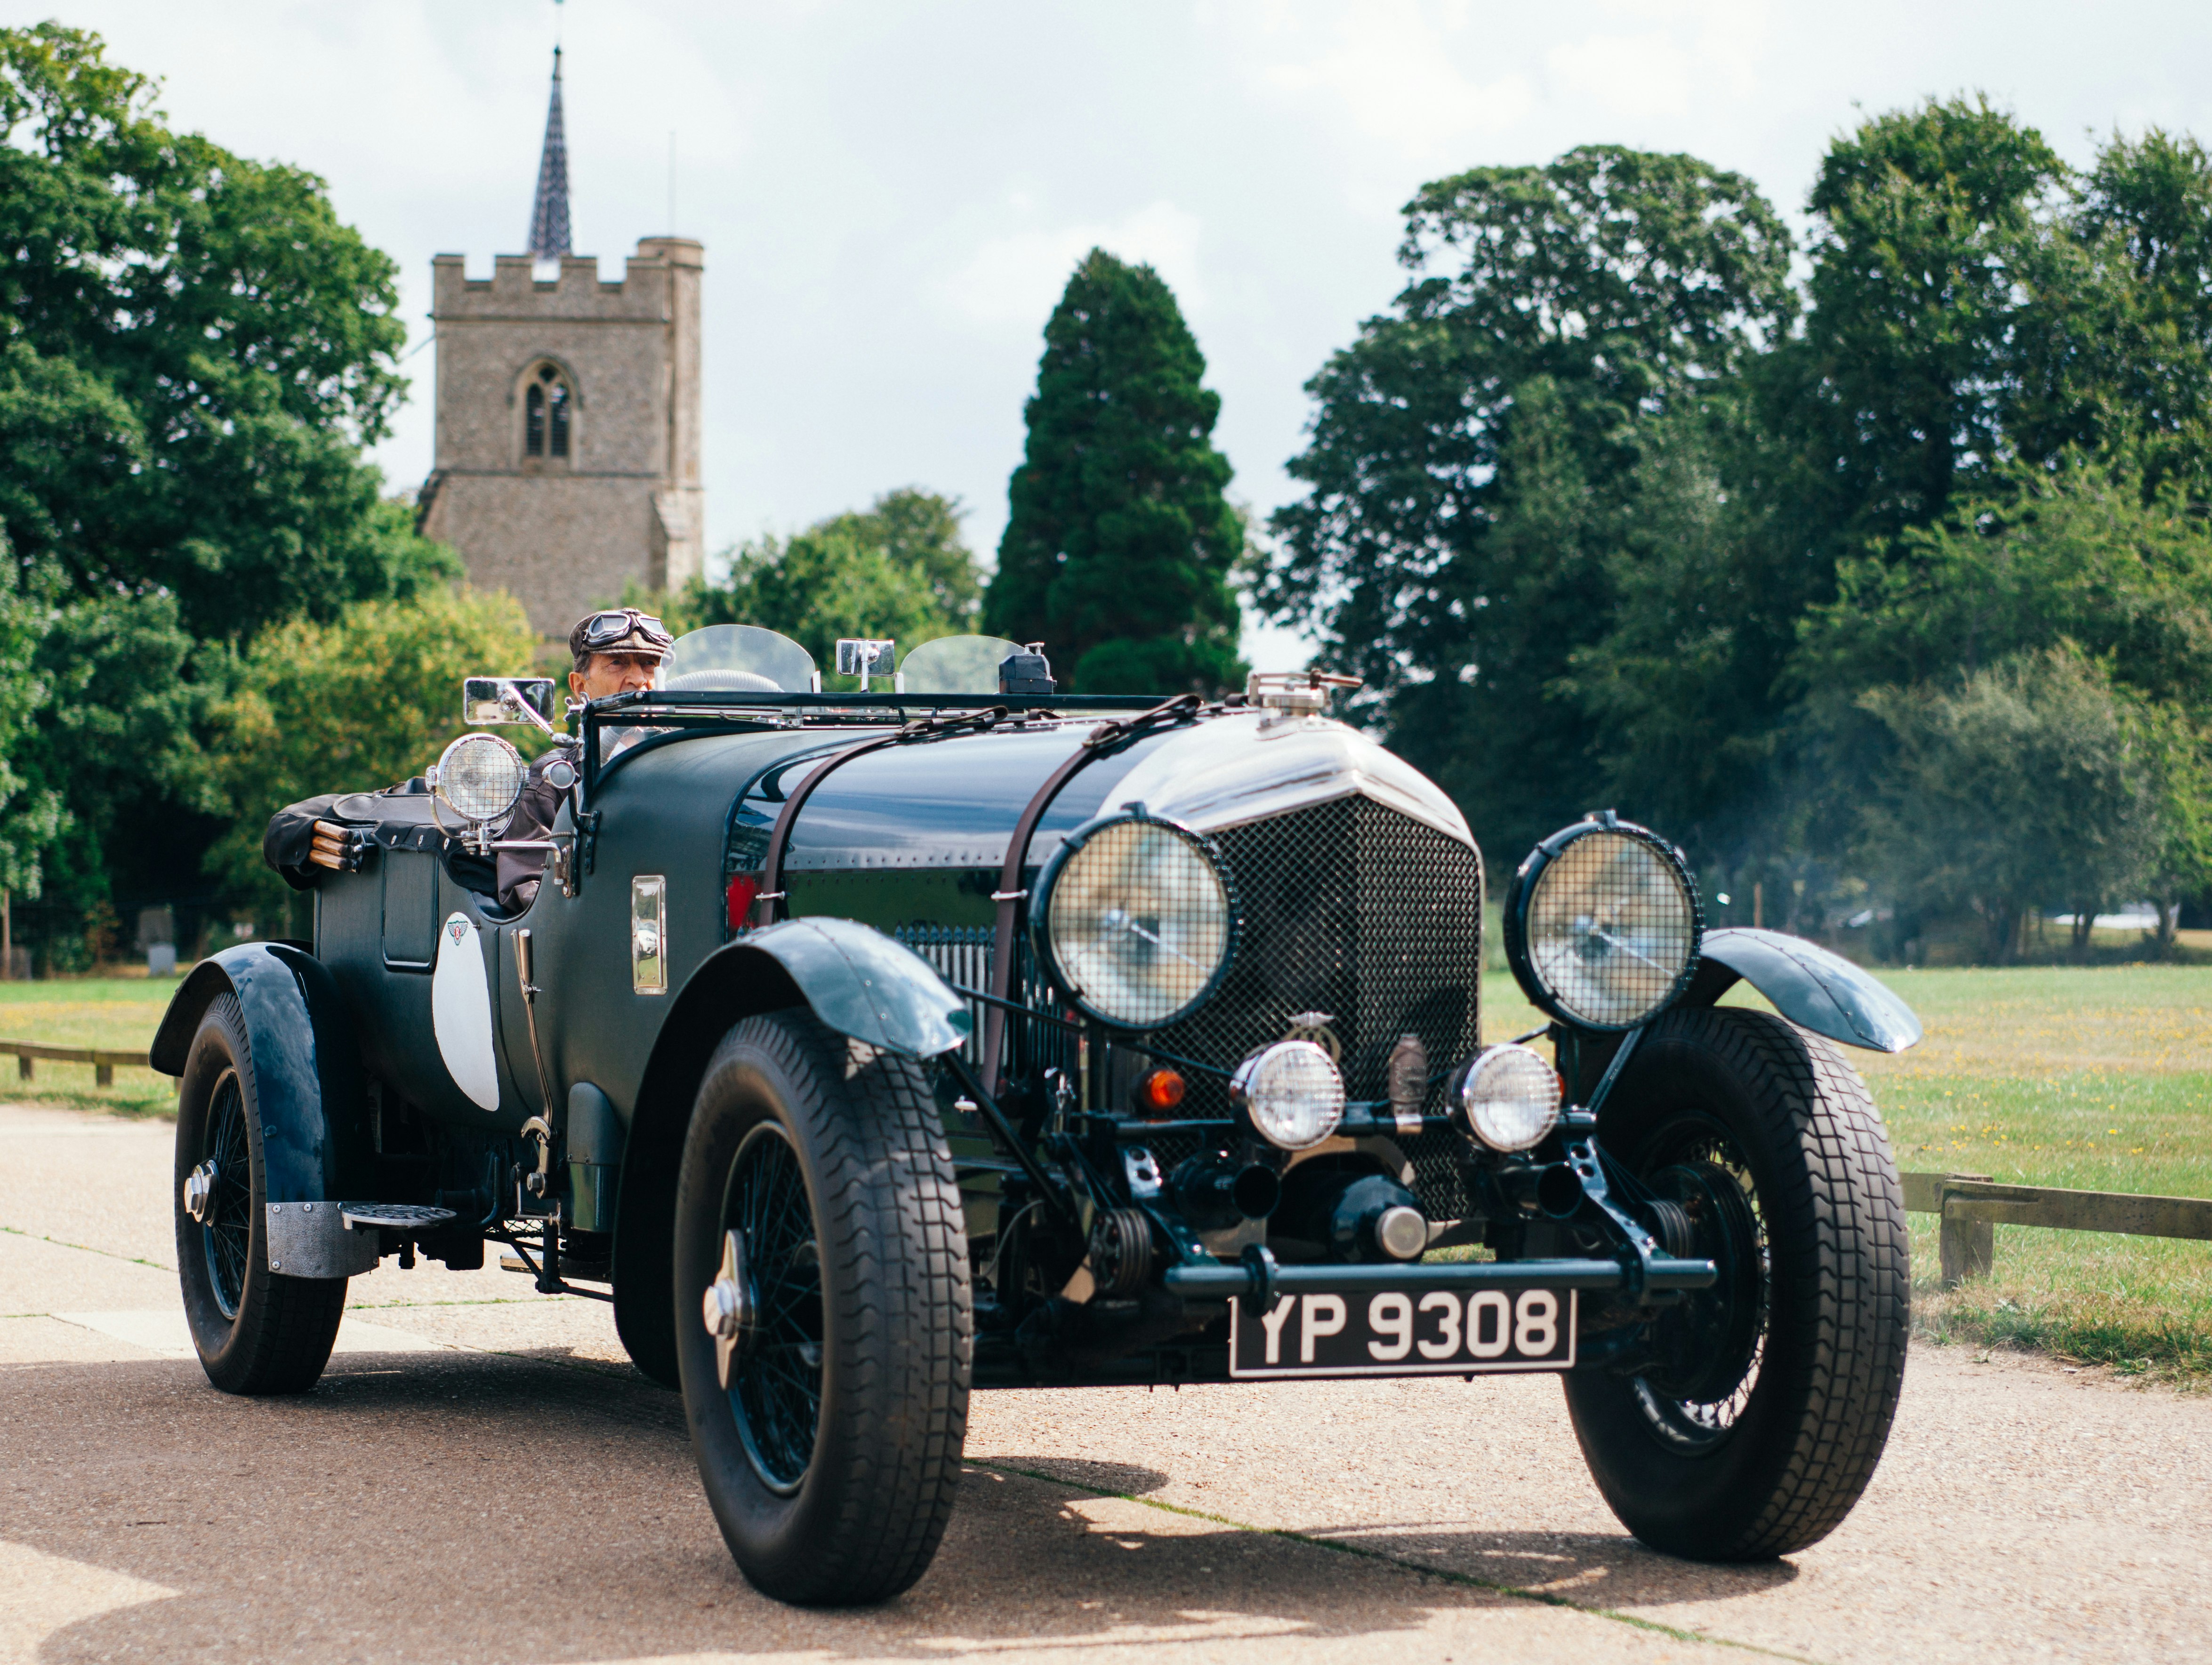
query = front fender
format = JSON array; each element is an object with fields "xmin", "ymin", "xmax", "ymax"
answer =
[
  {"xmin": 1686, "ymin": 927, "xmax": 1922, "ymax": 1053},
  {"xmin": 714, "ymin": 917, "xmax": 971, "ymax": 1061},
  {"xmin": 149, "ymin": 942, "xmax": 372, "ymax": 1203},
  {"xmin": 610, "ymin": 915, "xmax": 973, "ymax": 1389}
]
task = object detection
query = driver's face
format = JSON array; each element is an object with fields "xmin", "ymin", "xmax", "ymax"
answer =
[{"xmin": 571, "ymin": 651, "xmax": 663, "ymax": 700}]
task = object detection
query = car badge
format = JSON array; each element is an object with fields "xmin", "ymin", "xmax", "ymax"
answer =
[
  {"xmin": 1387, "ymin": 1033, "xmax": 1428, "ymax": 1136},
  {"xmin": 1285, "ymin": 1011, "xmax": 1342, "ymax": 1064},
  {"xmin": 446, "ymin": 920, "xmax": 467, "ymax": 945}
]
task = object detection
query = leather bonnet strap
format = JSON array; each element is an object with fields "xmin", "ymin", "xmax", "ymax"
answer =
[
  {"xmin": 978, "ymin": 694, "xmax": 1204, "ymax": 1095},
  {"xmin": 752, "ymin": 707, "xmax": 1009, "ymax": 930}
]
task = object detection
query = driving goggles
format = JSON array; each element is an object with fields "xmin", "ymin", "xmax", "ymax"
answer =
[{"xmin": 578, "ymin": 609, "xmax": 675, "ymax": 653}]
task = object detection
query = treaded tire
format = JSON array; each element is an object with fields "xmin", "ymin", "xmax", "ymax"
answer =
[
  {"xmin": 174, "ymin": 994, "xmax": 346, "ymax": 1394},
  {"xmin": 1563, "ymin": 1006, "xmax": 1908, "ymax": 1560},
  {"xmin": 674, "ymin": 1010, "xmax": 971, "ymax": 1605}
]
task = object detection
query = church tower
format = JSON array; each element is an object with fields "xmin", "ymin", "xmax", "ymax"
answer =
[{"xmin": 417, "ymin": 48, "xmax": 705, "ymax": 636}]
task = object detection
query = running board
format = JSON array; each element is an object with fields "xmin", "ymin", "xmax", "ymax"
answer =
[{"xmin": 264, "ymin": 1201, "xmax": 458, "ymax": 1279}]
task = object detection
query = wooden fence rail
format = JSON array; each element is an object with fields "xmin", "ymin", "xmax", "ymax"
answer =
[
  {"xmin": 1902, "ymin": 1170, "xmax": 2212, "ymax": 1286},
  {"xmin": 0, "ymin": 1038, "xmax": 151, "ymax": 1089}
]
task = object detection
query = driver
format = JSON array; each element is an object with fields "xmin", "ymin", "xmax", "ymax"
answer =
[{"xmin": 497, "ymin": 608, "xmax": 674, "ymax": 911}]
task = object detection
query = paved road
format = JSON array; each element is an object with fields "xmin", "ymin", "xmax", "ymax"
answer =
[{"xmin": 4, "ymin": 1099, "xmax": 2207, "ymax": 1665}]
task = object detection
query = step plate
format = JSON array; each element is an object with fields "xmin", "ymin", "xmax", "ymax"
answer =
[{"xmin": 341, "ymin": 1203, "xmax": 459, "ymax": 1232}]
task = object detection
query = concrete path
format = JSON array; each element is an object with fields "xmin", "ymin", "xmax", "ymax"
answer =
[{"xmin": 3, "ymin": 1100, "xmax": 2207, "ymax": 1665}]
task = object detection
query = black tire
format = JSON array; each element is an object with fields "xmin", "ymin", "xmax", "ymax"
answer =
[
  {"xmin": 1563, "ymin": 1006, "xmax": 1908, "ymax": 1560},
  {"xmin": 173, "ymin": 994, "xmax": 347, "ymax": 1394},
  {"xmin": 674, "ymin": 1010, "xmax": 971, "ymax": 1605}
]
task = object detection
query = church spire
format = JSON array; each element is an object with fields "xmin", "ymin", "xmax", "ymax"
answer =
[{"xmin": 527, "ymin": 46, "xmax": 571, "ymax": 263}]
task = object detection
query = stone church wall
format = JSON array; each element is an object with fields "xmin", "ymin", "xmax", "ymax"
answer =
[{"xmin": 420, "ymin": 238, "xmax": 704, "ymax": 637}]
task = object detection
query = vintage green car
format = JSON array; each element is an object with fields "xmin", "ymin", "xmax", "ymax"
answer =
[{"xmin": 154, "ymin": 624, "xmax": 1921, "ymax": 1605}]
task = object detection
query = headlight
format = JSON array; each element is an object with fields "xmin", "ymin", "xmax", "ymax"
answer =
[
  {"xmin": 1232, "ymin": 1040, "xmax": 1345, "ymax": 1150},
  {"xmin": 429, "ymin": 733, "xmax": 526, "ymax": 824},
  {"xmin": 1034, "ymin": 811, "xmax": 1236, "ymax": 1028},
  {"xmin": 1503, "ymin": 812, "xmax": 1701, "ymax": 1029},
  {"xmin": 1456, "ymin": 1044, "xmax": 1562, "ymax": 1152}
]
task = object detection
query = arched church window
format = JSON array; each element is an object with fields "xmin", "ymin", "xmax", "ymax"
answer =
[{"xmin": 523, "ymin": 364, "xmax": 572, "ymax": 459}]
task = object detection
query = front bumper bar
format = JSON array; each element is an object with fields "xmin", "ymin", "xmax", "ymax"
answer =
[{"xmin": 1162, "ymin": 1254, "xmax": 1717, "ymax": 1299}]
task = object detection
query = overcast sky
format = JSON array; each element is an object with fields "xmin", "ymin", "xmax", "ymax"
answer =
[{"xmin": 19, "ymin": 2, "xmax": 2212, "ymax": 665}]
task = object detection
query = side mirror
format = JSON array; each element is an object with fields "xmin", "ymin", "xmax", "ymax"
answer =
[
  {"xmin": 834, "ymin": 639, "xmax": 896, "ymax": 682},
  {"xmin": 463, "ymin": 677, "xmax": 559, "ymax": 730}
]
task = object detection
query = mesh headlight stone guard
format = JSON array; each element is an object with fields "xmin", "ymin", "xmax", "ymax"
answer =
[{"xmin": 1503, "ymin": 812, "xmax": 1702, "ymax": 1031}]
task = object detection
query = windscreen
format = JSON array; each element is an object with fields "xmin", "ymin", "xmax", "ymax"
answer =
[
  {"xmin": 899, "ymin": 635, "xmax": 1021, "ymax": 695},
  {"xmin": 664, "ymin": 624, "xmax": 817, "ymax": 693}
]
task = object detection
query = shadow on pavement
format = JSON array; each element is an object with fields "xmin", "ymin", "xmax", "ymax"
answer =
[{"xmin": 10, "ymin": 1350, "xmax": 1756, "ymax": 1663}]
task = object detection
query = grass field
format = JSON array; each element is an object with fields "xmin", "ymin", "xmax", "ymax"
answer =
[
  {"xmin": 0, "ymin": 976, "xmax": 180, "ymax": 1115},
  {"xmin": 9, "ymin": 965, "xmax": 2208, "ymax": 1379}
]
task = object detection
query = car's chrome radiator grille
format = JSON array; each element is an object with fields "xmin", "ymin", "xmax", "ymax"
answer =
[{"xmin": 1159, "ymin": 795, "xmax": 1483, "ymax": 1116}]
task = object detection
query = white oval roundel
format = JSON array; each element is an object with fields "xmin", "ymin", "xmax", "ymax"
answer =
[{"xmin": 432, "ymin": 912, "xmax": 500, "ymax": 1110}]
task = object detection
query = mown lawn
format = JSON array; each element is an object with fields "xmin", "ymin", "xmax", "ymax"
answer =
[
  {"xmin": 0, "ymin": 975, "xmax": 180, "ymax": 1115},
  {"xmin": 1488, "ymin": 964, "xmax": 2212, "ymax": 1382}
]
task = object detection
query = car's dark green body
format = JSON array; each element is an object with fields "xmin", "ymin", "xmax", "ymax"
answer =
[
  {"xmin": 155, "ymin": 666, "xmax": 1929, "ymax": 1596},
  {"xmin": 156, "ymin": 683, "xmax": 1916, "ymax": 1390}
]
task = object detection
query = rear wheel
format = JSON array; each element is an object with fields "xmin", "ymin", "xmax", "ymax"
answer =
[
  {"xmin": 674, "ymin": 1010, "xmax": 971, "ymax": 1605},
  {"xmin": 173, "ymin": 995, "xmax": 346, "ymax": 1394},
  {"xmin": 1564, "ymin": 1006, "xmax": 1908, "ymax": 1559}
]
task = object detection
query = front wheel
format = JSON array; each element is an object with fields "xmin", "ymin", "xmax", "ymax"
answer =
[
  {"xmin": 1564, "ymin": 1006, "xmax": 1908, "ymax": 1560},
  {"xmin": 674, "ymin": 1010, "xmax": 971, "ymax": 1605},
  {"xmin": 173, "ymin": 994, "xmax": 346, "ymax": 1393}
]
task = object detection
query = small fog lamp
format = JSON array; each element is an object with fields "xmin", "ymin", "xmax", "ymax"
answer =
[
  {"xmin": 1456, "ymin": 1044, "xmax": 1563, "ymax": 1153},
  {"xmin": 1232, "ymin": 1040, "xmax": 1345, "ymax": 1151}
]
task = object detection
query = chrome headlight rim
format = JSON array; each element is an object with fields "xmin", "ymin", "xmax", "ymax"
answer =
[
  {"xmin": 1454, "ymin": 1043, "xmax": 1563, "ymax": 1153},
  {"xmin": 1231, "ymin": 1038, "xmax": 1347, "ymax": 1152},
  {"xmin": 427, "ymin": 731, "xmax": 527, "ymax": 827},
  {"xmin": 1031, "ymin": 808, "xmax": 1239, "ymax": 1031},
  {"xmin": 1502, "ymin": 811, "xmax": 1703, "ymax": 1032}
]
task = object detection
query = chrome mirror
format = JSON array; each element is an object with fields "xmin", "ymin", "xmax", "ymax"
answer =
[
  {"xmin": 834, "ymin": 639, "xmax": 896, "ymax": 682},
  {"xmin": 463, "ymin": 677, "xmax": 559, "ymax": 731}
]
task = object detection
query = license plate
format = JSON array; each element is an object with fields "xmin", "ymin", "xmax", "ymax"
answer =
[{"xmin": 1229, "ymin": 1284, "xmax": 1577, "ymax": 1378}]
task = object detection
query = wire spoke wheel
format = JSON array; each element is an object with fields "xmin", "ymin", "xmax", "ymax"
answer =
[
  {"xmin": 200, "ymin": 1070, "xmax": 255, "ymax": 1320},
  {"xmin": 676, "ymin": 1010, "xmax": 971, "ymax": 1606},
  {"xmin": 172, "ymin": 992, "xmax": 346, "ymax": 1395},
  {"xmin": 724, "ymin": 1123, "xmax": 823, "ymax": 1493},
  {"xmin": 1626, "ymin": 1125, "xmax": 1769, "ymax": 1450},
  {"xmin": 1563, "ymin": 1006, "xmax": 1908, "ymax": 1561}
]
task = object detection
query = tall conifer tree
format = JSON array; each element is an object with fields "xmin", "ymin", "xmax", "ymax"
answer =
[{"xmin": 985, "ymin": 249, "xmax": 1243, "ymax": 693}]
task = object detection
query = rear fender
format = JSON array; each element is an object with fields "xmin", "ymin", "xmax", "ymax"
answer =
[
  {"xmin": 1682, "ymin": 927, "xmax": 1922, "ymax": 1054},
  {"xmin": 150, "ymin": 942, "xmax": 374, "ymax": 1203},
  {"xmin": 609, "ymin": 917, "xmax": 971, "ymax": 1385}
]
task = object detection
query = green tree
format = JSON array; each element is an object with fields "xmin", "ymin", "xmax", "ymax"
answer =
[
  {"xmin": 0, "ymin": 25, "xmax": 454, "ymax": 954},
  {"xmin": 986, "ymin": 249, "xmax": 1243, "ymax": 694},
  {"xmin": 203, "ymin": 588, "xmax": 540, "ymax": 923},
  {"xmin": 1857, "ymin": 649, "xmax": 2164, "ymax": 961},
  {"xmin": 2073, "ymin": 128, "xmax": 2212, "ymax": 496},
  {"xmin": 0, "ymin": 25, "xmax": 446, "ymax": 635},
  {"xmin": 1795, "ymin": 457, "xmax": 2212, "ymax": 708},
  {"xmin": 812, "ymin": 488, "xmax": 982, "ymax": 630},
  {"xmin": 672, "ymin": 489, "xmax": 984, "ymax": 686},
  {"xmin": 1259, "ymin": 147, "xmax": 1794, "ymax": 859},
  {"xmin": 1783, "ymin": 98, "xmax": 2072, "ymax": 543},
  {"xmin": 0, "ymin": 542, "xmax": 63, "ymax": 902}
]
